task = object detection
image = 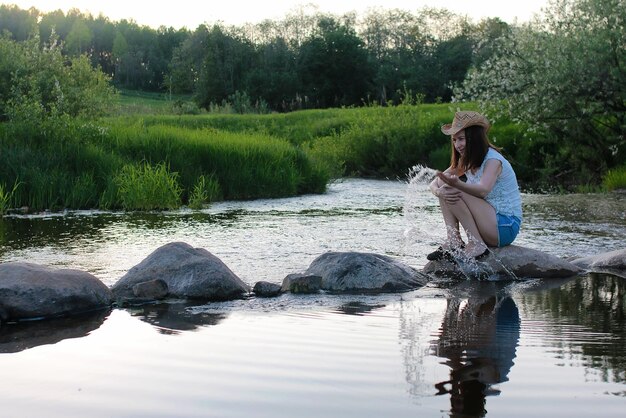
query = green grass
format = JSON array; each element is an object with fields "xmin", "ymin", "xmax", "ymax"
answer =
[
  {"xmin": 102, "ymin": 121, "xmax": 326, "ymax": 200},
  {"xmin": 2, "ymin": 95, "xmax": 622, "ymax": 213},
  {"xmin": 113, "ymin": 89, "xmax": 196, "ymax": 116},
  {"xmin": 189, "ymin": 174, "xmax": 222, "ymax": 209},
  {"xmin": 0, "ymin": 180, "xmax": 19, "ymax": 214},
  {"xmin": 0, "ymin": 113, "xmax": 329, "ymax": 211},
  {"xmin": 115, "ymin": 161, "xmax": 183, "ymax": 210},
  {"xmin": 603, "ymin": 166, "xmax": 626, "ymax": 191}
]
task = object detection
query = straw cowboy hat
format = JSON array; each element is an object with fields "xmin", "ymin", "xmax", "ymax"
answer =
[{"xmin": 441, "ymin": 111, "xmax": 490, "ymax": 136}]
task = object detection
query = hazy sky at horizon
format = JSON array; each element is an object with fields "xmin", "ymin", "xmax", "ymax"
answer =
[{"xmin": 4, "ymin": 0, "xmax": 550, "ymax": 29}]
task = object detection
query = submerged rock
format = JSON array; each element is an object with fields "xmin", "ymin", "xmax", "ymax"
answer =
[
  {"xmin": 111, "ymin": 242, "xmax": 250, "ymax": 303},
  {"xmin": 423, "ymin": 245, "xmax": 582, "ymax": 280},
  {"xmin": 571, "ymin": 248, "xmax": 626, "ymax": 278},
  {"xmin": 303, "ymin": 251, "xmax": 429, "ymax": 292},
  {"xmin": 0, "ymin": 262, "xmax": 112, "ymax": 321}
]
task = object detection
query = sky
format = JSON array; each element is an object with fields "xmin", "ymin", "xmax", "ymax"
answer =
[{"xmin": 4, "ymin": 0, "xmax": 550, "ymax": 29}]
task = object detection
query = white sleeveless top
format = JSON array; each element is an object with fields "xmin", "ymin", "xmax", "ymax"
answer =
[{"xmin": 464, "ymin": 148, "xmax": 523, "ymax": 220}]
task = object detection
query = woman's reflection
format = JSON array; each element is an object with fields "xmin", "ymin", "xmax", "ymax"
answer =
[{"xmin": 433, "ymin": 286, "xmax": 520, "ymax": 417}]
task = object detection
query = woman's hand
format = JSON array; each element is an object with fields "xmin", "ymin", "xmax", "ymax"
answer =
[
  {"xmin": 436, "ymin": 184, "xmax": 462, "ymax": 203},
  {"xmin": 436, "ymin": 171, "xmax": 461, "ymax": 187}
]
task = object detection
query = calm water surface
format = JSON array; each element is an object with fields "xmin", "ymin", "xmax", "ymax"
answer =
[{"xmin": 0, "ymin": 179, "xmax": 625, "ymax": 417}]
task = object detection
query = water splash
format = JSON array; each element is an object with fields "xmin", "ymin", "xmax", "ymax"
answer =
[
  {"xmin": 450, "ymin": 251, "xmax": 521, "ymax": 282},
  {"xmin": 402, "ymin": 165, "xmax": 447, "ymax": 263},
  {"xmin": 406, "ymin": 164, "xmax": 439, "ymax": 186}
]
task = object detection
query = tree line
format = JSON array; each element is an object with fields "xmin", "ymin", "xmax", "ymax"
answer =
[
  {"xmin": 1, "ymin": 0, "xmax": 623, "ymax": 189},
  {"xmin": 0, "ymin": 4, "xmax": 508, "ymax": 111}
]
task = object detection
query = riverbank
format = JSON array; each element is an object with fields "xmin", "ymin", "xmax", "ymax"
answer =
[{"xmin": 1, "ymin": 102, "xmax": 624, "ymax": 213}]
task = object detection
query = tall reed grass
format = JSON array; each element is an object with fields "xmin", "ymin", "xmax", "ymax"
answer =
[
  {"xmin": 115, "ymin": 162, "xmax": 182, "ymax": 210},
  {"xmin": 103, "ymin": 121, "xmax": 327, "ymax": 200},
  {"xmin": 0, "ymin": 180, "xmax": 19, "ymax": 214},
  {"xmin": 603, "ymin": 166, "xmax": 626, "ymax": 191},
  {"xmin": 189, "ymin": 174, "xmax": 222, "ymax": 209}
]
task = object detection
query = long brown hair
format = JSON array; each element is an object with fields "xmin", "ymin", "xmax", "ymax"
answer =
[{"xmin": 449, "ymin": 126, "xmax": 501, "ymax": 174}]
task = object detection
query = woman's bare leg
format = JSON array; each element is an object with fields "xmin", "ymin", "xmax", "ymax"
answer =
[
  {"xmin": 440, "ymin": 191, "xmax": 498, "ymax": 257},
  {"xmin": 439, "ymin": 198, "xmax": 465, "ymax": 249}
]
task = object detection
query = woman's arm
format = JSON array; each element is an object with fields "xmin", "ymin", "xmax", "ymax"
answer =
[
  {"xmin": 436, "ymin": 159, "xmax": 502, "ymax": 198},
  {"xmin": 429, "ymin": 166, "xmax": 454, "ymax": 197},
  {"xmin": 430, "ymin": 167, "xmax": 464, "ymax": 203}
]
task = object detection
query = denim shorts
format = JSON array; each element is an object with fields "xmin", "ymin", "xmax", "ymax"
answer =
[{"xmin": 497, "ymin": 213, "xmax": 521, "ymax": 247}]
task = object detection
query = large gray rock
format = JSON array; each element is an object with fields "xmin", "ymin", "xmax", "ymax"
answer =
[
  {"xmin": 303, "ymin": 252, "xmax": 429, "ymax": 292},
  {"xmin": 423, "ymin": 245, "xmax": 582, "ymax": 279},
  {"xmin": 111, "ymin": 242, "xmax": 250, "ymax": 302},
  {"xmin": 0, "ymin": 262, "xmax": 112, "ymax": 321},
  {"xmin": 571, "ymin": 248, "xmax": 626, "ymax": 278}
]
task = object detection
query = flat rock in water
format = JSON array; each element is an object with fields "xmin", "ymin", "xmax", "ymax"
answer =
[
  {"xmin": 423, "ymin": 245, "xmax": 582, "ymax": 279},
  {"xmin": 111, "ymin": 242, "xmax": 250, "ymax": 302},
  {"xmin": 571, "ymin": 248, "xmax": 626, "ymax": 278},
  {"xmin": 303, "ymin": 251, "xmax": 429, "ymax": 292},
  {"xmin": 0, "ymin": 262, "xmax": 112, "ymax": 321}
]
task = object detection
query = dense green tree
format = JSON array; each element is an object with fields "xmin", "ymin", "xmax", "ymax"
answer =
[
  {"xmin": 297, "ymin": 17, "xmax": 373, "ymax": 108},
  {"xmin": 359, "ymin": 8, "xmax": 474, "ymax": 104},
  {"xmin": 470, "ymin": 18, "xmax": 511, "ymax": 67},
  {"xmin": 458, "ymin": 0, "xmax": 626, "ymax": 186},
  {"xmin": 168, "ymin": 25, "xmax": 207, "ymax": 94},
  {"xmin": 245, "ymin": 37, "xmax": 299, "ymax": 110},
  {"xmin": 0, "ymin": 4, "xmax": 38, "ymax": 41},
  {"xmin": 428, "ymin": 34, "xmax": 473, "ymax": 101},
  {"xmin": 66, "ymin": 18, "xmax": 93, "ymax": 56},
  {"xmin": 90, "ymin": 15, "xmax": 116, "ymax": 76},
  {"xmin": 0, "ymin": 35, "xmax": 115, "ymax": 122},
  {"xmin": 113, "ymin": 20, "xmax": 162, "ymax": 90},
  {"xmin": 195, "ymin": 25, "xmax": 256, "ymax": 107},
  {"xmin": 0, "ymin": 3, "xmax": 508, "ymax": 112}
]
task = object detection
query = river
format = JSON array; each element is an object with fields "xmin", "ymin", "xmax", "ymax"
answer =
[{"xmin": 0, "ymin": 178, "xmax": 624, "ymax": 417}]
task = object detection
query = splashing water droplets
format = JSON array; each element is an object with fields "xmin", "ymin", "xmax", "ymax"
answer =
[
  {"xmin": 407, "ymin": 164, "xmax": 438, "ymax": 186},
  {"xmin": 402, "ymin": 165, "xmax": 448, "ymax": 261}
]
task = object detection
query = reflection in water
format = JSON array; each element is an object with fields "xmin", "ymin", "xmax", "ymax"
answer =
[
  {"xmin": 128, "ymin": 301, "xmax": 225, "ymax": 335},
  {"xmin": 0, "ymin": 310, "xmax": 109, "ymax": 353},
  {"xmin": 0, "ymin": 211, "xmax": 242, "ymax": 252},
  {"xmin": 432, "ymin": 284, "xmax": 520, "ymax": 417},
  {"xmin": 519, "ymin": 273, "xmax": 626, "ymax": 384},
  {"xmin": 334, "ymin": 301, "xmax": 386, "ymax": 316}
]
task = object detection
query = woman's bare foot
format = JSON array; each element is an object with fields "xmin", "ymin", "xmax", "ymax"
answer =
[{"xmin": 464, "ymin": 243, "xmax": 490, "ymax": 260}]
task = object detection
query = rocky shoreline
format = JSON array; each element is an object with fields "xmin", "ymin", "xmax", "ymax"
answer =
[{"xmin": 0, "ymin": 241, "xmax": 624, "ymax": 324}]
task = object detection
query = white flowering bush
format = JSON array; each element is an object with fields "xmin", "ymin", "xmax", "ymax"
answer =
[{"xmin": 456, "ymin": 0, "xmax": 625, "ymax": 187}]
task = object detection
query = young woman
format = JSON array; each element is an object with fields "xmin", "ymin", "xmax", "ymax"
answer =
[{"xmin": 428, "ymin": 111, "xmax": 522, "ymax": 261}]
